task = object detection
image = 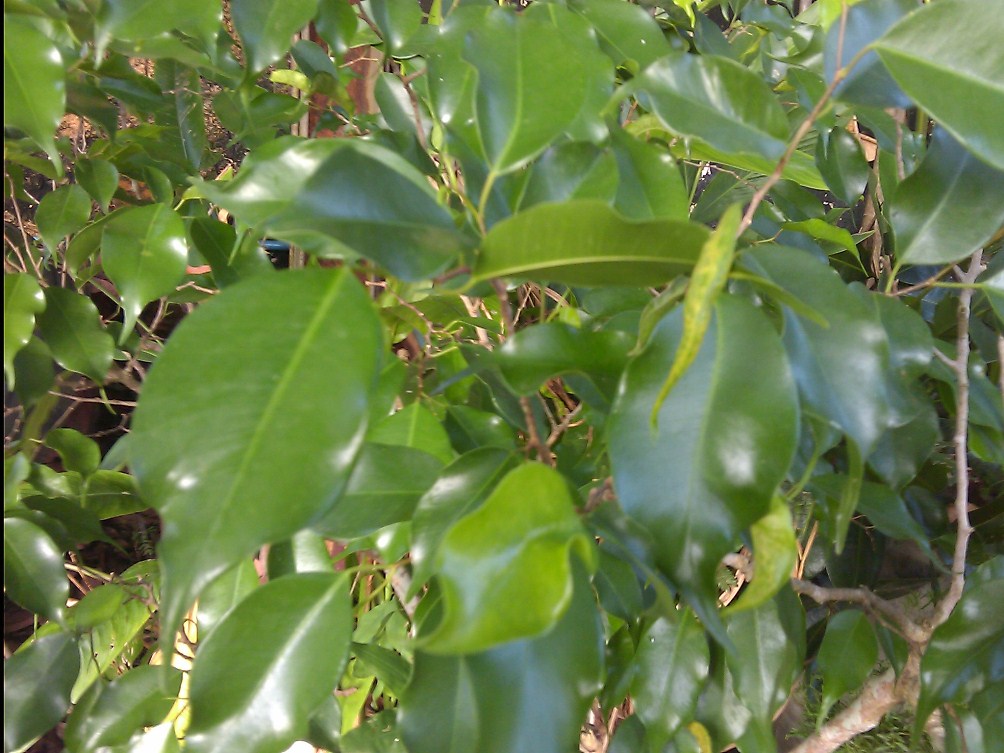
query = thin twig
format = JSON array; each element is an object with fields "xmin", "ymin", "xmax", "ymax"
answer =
[{"xmin": 791, "ymin": 579, "xmax": 927, "ymax": 644}]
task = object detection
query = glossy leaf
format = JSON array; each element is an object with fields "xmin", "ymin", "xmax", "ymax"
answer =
[
  {"xmin": 568, "ymin": 0, "xmax": 671, "ymax": 72},
  {"xmin": 817, "ymin": 609, "xmax": 879, "ymax": 723},
  {"xmin": 422, "ymin": 463, "xmax": 592, "ymax": 654},
  {"xmin": 515, "ymin": 142, "xmax": 617, "ymax": 212},
  {"xmin": 11, "ymin": 336, "xmax": 55, "ymax": 408},
  {"xmin": 724, "ymin": 496, "xmax": 797, "ymax": 615},
  {"xmin": 71, "ymin": 591, "xmax": 152, "ymax": 701},
  {"xmin": 400, "ymin": 563, "xmax": 603, "ymax": 753},
  {"xmin": 4, "ymin": 517, "xmax": 68, "ymax": 624},
  {"xmin": 46, "ymin": 428, "xmax": 101, "ymax": 478},
  {"xmin": 815, "ymin": 126, "xmax": 870, "ymax": 205},
  {"xmin": 634, "ymin": 52, "xmax": 789, "ymax": 162},
  {"xmin": 35, "ymin": 184, "xmax": 91, "ymax": 252},
  {"xmin": 75, "ymin": 157, "xmax": 119, "ymax": 212},
  {"xmin": 268, "ymin": 530, "xmax": 332, "ymax": 579},
  {"xmin": 4, "ymin": 273, "xmax": 45, "ymax": 385},
  {"xmin": 3, "ymin": 631, "xmax": 79, "ymax": 753},
  {"xmin": 609, "ymin": 128, "xmax": 689, "ymax": 221},
  {"xmin": 130, "ymin": 269, "xmax": 382, "ymax": 636},
  {"xmin": 195, "ymin": 558, "xmax": 259, "ymax": 639},
  {"xmin": 369, "ymin": 403, "xmax": 455, "ymax": 465},
  {"xmin": 632, "ymin": 611, "xmax": 710, "ymax": 748},
  {"xmin": 231, "ymin": 0, "xmax": 320, "ymax": 75},
  {"xmin": 64, "ymin": 665, "xmax": 183, "ymax": 752},
  {"xmin": 3, "ymin": 17, "xmax": 65, "ymax": 166},
  {"xmin": 102, "ymin": 204, "xmax": 189, "ymax": 339},
  {"xmin": 96, "ymin": 0, "xmax": 221, "ymax": 51},
  {"xmin": 890, "ymin": 128, "xmax": 1004, "ymax": 266},
  {"xmin": 874, "ymin": 0, "xmax": 1004, "ymax": 170},
  {"xmin": 443, "ymin": 406, "xmax": 517, "ymax": 454},
  {"xmin": 186, "ymin": 573, "xmax": 353, "ymax": 753},
  {"xmin": 36, "ymin": 287, "xmax": 115, "ymax": 384},
  {"xmin": 609, "ymin": 295, "xmax": 798, "ymax": 638},
  {"xmin": 475, "ymin": 200, "xmax": 709, "ymax": 286}
]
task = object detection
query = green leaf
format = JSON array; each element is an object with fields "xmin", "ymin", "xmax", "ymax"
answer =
[
  {"xmin": 195, "ymin": 558, "xmax": 259, "ymax": 640},
  {"xmin": 815, "ymin": 126, "xmax": 870, "ymax": 205},
  {"xmin": 474, "ymin": 200, "xmax": 709, "ymax": 286},
  {"xmin": 817, "ymin": 609, "xmax": 879, "ymax": 723},
  {"xmin": 70, "ymin": 592, "xmax": 153, "ymax": 701},
  {"xmin": 268, "ymin": 530, "xmax": 332, "ymax": 579},
  {"xmin": 4, "ymin": 273, "xmax": 46, "ymax": 385},
  {"xmin": 694, "ymin": 649, "xmax": 751, "ymax": 751},
  {"xmin": 515, "ymin": 141, "xmax": 618, "ymax": 212},
  {"xmin": 462, "ymin": 9, "xmax": 589, "ymax": 173},
  {"xmin": 3, "ymin": 631, "xmax": 79, "ymax": 753},
  {"xmin": 651, "ymin": 203, "xmax": 741, "ymax": 423},
  {"xmin": 64, "ymin": 665, "xmax": 183, "ymax": 752},
  {"xmin": 70, "ymin": 583, "xmax": 127, "ymax": 631},
  {"xmin": 890, "ymin": 128, "xmax": 1004, "ymax": 266},
  {"xmin": 609, "ymin": 295, "xmax": 798, "ymax": 639},
  {"xmin": 443, "ymin": 406, "xmax": 517, "ymax": 454},
  {"xmin": 75, "ymin": 158, "xmax": 119, "ymax": 213},
  {"xmin": 200, "ymin": 138, "xmax": 469, "ymax": 281},
  {"xmin": 422, "ymin": 463, "xmax": 593, "ymax": 654},
  {"xmin": 352, "ymin": 643, "xmax": 412, "ymax": 697},
  {"xmin": 568, "ymin": 0, "xmax": 672, "ymax": 72},
  {"xmin": 400, "ymin": 562, "xmax": 603, "ymax": 753},
  {"xmin": 313, "ymin": 443, "xmax": 444, "ymax": 539},
  {"xmin": 102, "ymin": 204, "xmax": 189, "ymax": 339},
  {"xmin": 130, "ymin": 269, "xmax": 382, "ymax": 637},
  {"xmin": 11, "ymin": 336, "xmax": 54, "ymax": 409},
  {"xmin": 35, "ymin": 184, "xmax": 92, "ymax": 253},
  {"xmin": 96, "ymin": 0, "xmax": 221, "ymax": 52},
  {"xmin": 634, "ymin": 52, "xmax": 789, "ymax": 162},
  {"xmin": 780, "ymin": 219, "xmax": 859, "ymax": 255},
  {"xmin": 3, "ymin": 17, "xmax": 65, "ymax": 167},
  {"xmin": 915, "ymin": 576, "xmax": 1004, "ymax": 732},
  {"xmin": 186, "ymin": 573, "xmax": 353, "ymax": 753},
  {"xmin": 46, "ymin": 428, "xmax": 101, "ymax": 478},
  {"xmin": 724, "ymin": 496, "xmax": 797, "ymax": 616},
  {"xmin": 369, "ymin": 403, "xmax": 455, "ymax": 465},
  {"xmin": 231, "ymin": 0, "xmax": 321, "ymax": 76},
  {"xmin": 609, "ymin": 128, "xmax": 690, "ymax": 221},
  {"xmin": 3, "ymin": 517, "xmax": 68, "ymax": 624},
  {"xmin": 82, "ymin": 471, "xmax": 146, "ymax": 520},
  {"xmin": 631, "ymin": 610, "xmax": 710, "ymax": 749},
  {"xmin": 874, "ymin": 0, "xmax": 1004, "ymax": 170},
  {"xmin": 36, "ymin": 287, "xmax": 115, "ymax": 384},
  {"xmin": 410, "ymin": 448, "xmax": 518, "ymax": 590}
]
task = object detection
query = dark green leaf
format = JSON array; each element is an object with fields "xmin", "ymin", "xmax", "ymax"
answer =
[
  {"xmin": 609, "ymin": 128, "xmax": 689, "ymax": 221},
  {"xmin": 11, "ymin": 336, "xmax": 54, "ymax": 409},
  {"xmin": 231, "ymin": 0, "xmax": 321, "ymax": 75},
  {"xmin": 568, "ymin": 0, "xmax": 671, "ymax": 72},
  {"xmin": 515, "ymin": 141, "xmax": 618, "ymax": 212},
  {"xmin": 815, "ymin": 126, "xmax": 870, "ymax": 205},
  {"xmin": 195, "ymin": 558, "xmax": 259, "ymax": 640},
  {"xmin": 3, "ymin": 517, "xmax": 68, "ymax": 624},
  {"xmin": 3, "ymin": 631, "xmax": 79, "ymax": 753},
  {"xmin": 75, "ymin": 158, "xmax": 119, "ymax": 213},
  {"xmin": 609, "ymin": 295, "xmax": 798, "ymax": 639},
  {"xmin": 46, "ymin": 428, "xmax": 100, "ymax": 478},
  {"xmin": 130, "ymin": 269, "xmax": 382, "ymax": 637},
  {"xmin": 817, "ymin": 609, "xmax": 879, "ymax": 723},
  {"xmin": 186, "ymin": 573, "xmax": 353, "ymax": 753},
  {"xmin": 443, "ymin": 406, "xmax": 517, "ymax": 454},
  {"xmin": 36, "ymin": 287, "xmax": 115, "ymax": 384},
  {"xmin": 4, "ymin": 273, "xmax": 46, "ymax": 385},
  {"xmin": 81, "ymin": 471, "xmax": 146, "ymax": 520},
  {"xmin": 268, "ymin": 530, "xmax": 332, "ymax": 579},
  {"xmin": 35, "ymin": 184, "xmax": 91, "ymax": 253},
  {"xmin": 475, "ymin": 200, "xmax": 709, "ymax": 286},
  {"xmin": 422, "ymin": 463, "xmax": 593, "ymax": 654}
]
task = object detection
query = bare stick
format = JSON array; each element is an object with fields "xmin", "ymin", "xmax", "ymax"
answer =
[{"xmin": 791, "ymin": 578, "xmax": 927, "ymax": 644}]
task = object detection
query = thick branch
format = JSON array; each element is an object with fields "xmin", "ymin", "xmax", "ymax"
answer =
[
  {"xmin": 789, "ymin": 669, "xmax": 899, "ymax": 753},
  {"xmin": 791, "ymin": 579, "xmax": 927, "ymax": 644}
]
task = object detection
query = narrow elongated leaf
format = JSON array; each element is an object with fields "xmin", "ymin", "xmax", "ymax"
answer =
[
  {"xmin": 3, "ymin": 17, "xmax": 65, "ymax": 167},
  {"xmin": 652, "ymin": 203, "xmax": 741, "ymax": 423},
  {"xmin": 231, "ymin": 0, "xmax": 320, "ymax": 75},
  {"xmin": 874, "ymin": 0, "xmax": 1004, "ymax": 170},
  {"xmin": 608, "ymin": 295, "xmax": 798, "ymax": 639},
  {"xmin": 186, "ymin": 573, "xmax": 354, "ymax": 753},
  {"xmin": 35, "ymin": 184, "xmax": 92, "ymax": 253},
  {"xmin": 3, "ymin": 518, "xmax": 68, "ymax": 624},
  {"xmin": 632, "ymin": 611, "xmax": 710, "ymax": 748},
  {"xmin": 3, "ymin": 631, "xmax": 79, "ymax": 753},
  {"xmin": 36, "ymin": 287, "xmax": 115, "ymax": 384},
  {"xmin": 422, "ymin": 463, "xmax": 593, "ymax": 654},
  {"xmin": 817, "ymin": 609, "xmax": 879, "ymax": 723},
  {"xmin": 400, "ymin": 563, "xmax": 603, "ymax": 753},
  {"xmin": 634, "ymin": 52, "xmax": 789, "ymax": 162},
  {"xmin": 130, "ymin": 269, "xmax": 382, "ymax": 636},
  {"xmin": 102, "ymin": 204, "xmax": 189, "ymax": 339},
  {"xmin": 891, "ymin": 128, "xmax": 1004, "ymax": 265},
  {"xmin": 475, "ymin": 200, "xmax": 709, "ymax": 286},
  {"xmin": 4, "ymin": 273, "xmax": 45, "ymax": 385},
  {"xmin": 724, "ymin": 496, "xmax": 797, "ymax": 615}
]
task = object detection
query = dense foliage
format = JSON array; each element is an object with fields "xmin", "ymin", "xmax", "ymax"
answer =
[{"xmin": 4, "ymin": 1, "xmax": 1003, "ymax": 752}]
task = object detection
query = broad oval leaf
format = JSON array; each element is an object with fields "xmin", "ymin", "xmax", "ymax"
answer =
[
  {"xmin": 568, "ymin": 0, "xmax": 672, "ymax": 72},
  {"xmin": 816, "ymin": 609, "xmax": 879, "ymax": 723},
  {"xmin": 608, "ymin": 295, "xmax": 798, "ymax": 640},
  {"xmin": 609, "ymin": 128, "xmax": 689, "ymax": 221},
  {"xmin": 4, "ymin": 273, "xmax": 46, "ymax": 385},
  {"xmin": 102, "ymin": 204, "xmax": 189, "ymax": 339},
  {"xmin": 3, "ymin": 17, "xmax": 65, "ymax": 166},
  {"xmin": 35, "ymin": 184, "xmax": 92, "ymax": 253},
  {"xmin": 130, "ymin": 269, "xmax": 382, "ymax": 636},
  {"xmin": 3, "ymin": 517, "xmax": 69, "ymax": 624},
  {"xmin": 474, "ymin": 200, "xmax": 709, "ymax": 286},
  {"xmin": 75, "ymin": 158, "xmax": 119, "ymax": 212},
  {"xmin": 368, "ymin": 403, "xmax": 455, "ymax": 465},
  {"xmin": 422, "ymin": 463, "xmax": 593, "ymax": 654},
  {"xmin": 36, "ymin": 287, "xmax": 115, "ymax": 384},
  {"xmin": 890, "ymin": 128, "xmax": 1004, "ymax": 266},
  {"xmin": 231, "ymin": 0, "xmax": 321, "ymax": 76},
  {"xmin": 186, "ymin": 573, "xmax": 354, "ymax": 753},
  {"xmin": 873, "ymin": 0, "xmax": 1004, "ymax": 170}
]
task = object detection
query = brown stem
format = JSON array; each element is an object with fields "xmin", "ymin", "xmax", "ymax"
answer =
[{"xmin": 791, "ymin": 578, "xmax": 927, "ymax": 644}]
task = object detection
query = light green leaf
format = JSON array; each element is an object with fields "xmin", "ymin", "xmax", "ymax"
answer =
[
  {"xmin": 3, "ymin": 17, "xmax": 65, "ymax": 168},
  {"xmin": 3, "ymin": 631, "xmax": 79, "ymax": 753},
  {"xmin": 609, "ymin": 294, "xmax": 798, "ymax": 639},
  {"xmin": 4, "ymin": 273, "xmax": 45, "ymax": 385},
  {"xmin": 186, "ymin": 573, "xmax": 353, "ymax": 753},
  {"xmin": 75, "ymin": 158, "xmax": 119, "ymax": 213},
  {"xmin": 268, "ymin": 530, "xmax": 333, "ymax": 579},
  {"xmin": 231, "ymin": 0, "xmax": 321, "ymax": 75},
  {"xmin": 36, "ymin": 287, "xmax": 115, "ymax": 384},
  {"xmin": 474, "ymin": 200, "xmax": 709, "ymax": 286},
  {"xmin": 71, "ymin": 593, "xmax": 152, "ymax": 701},
  {"xmin": 817, "ymin": 609, "xmax": 879, "ymax": 723},
  {"xmin": 3, "ymin": 517, "xmax": 68, "ymax": 624},
  {"xmin": 195, "ymin": 558, "xmax": 260, "ymax": 640},
  {"xmin": 781, "ymin": 219, "xmax": 859, "ymax": 255},
  {"xmin": 130, "ymin": 269, "xmax": 382, "ymax": 637},
  {"xmin": 891, "ymin": 128, "xmax": 1004, "ymax": 266},
  {"xmin": 35, "ymin": 184, "xmax": 92, "ymax": 253},
  {"xmin": 724, "ymin": 496, "xmax": 797, "ymax": 616},
  {"xmin": 102, "ymin": 204, "xmax": 189, "ymax": 340},
  {"xmin": 369, "ymin": 403, "xmax": 455, "ymax": 465},
  {"xmin": 874, "ymin": 0, "xmax": 1004, "ymax": 170},
  {"xmin": 96, "ymin": 0, "xmax": 222, "ymax": 52},
  {"xmin": 46, "ymin": 428, "xmax": 101, "ymax": 478},
  {"xmin": 422, "ymin": 463, "xmax": 593, "ymax": 654}
]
